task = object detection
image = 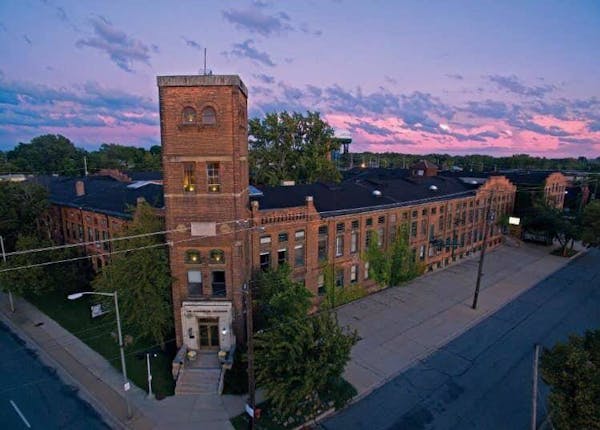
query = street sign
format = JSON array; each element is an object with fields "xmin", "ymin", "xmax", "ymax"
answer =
[
  {"xmin": 245, "ymin": 404, "xmax": 254, "ymax": 417},
  {"xmin": 509, "ymin": 216, "xmax": 521, "ymax": 226},
  {"xmin": 124, "ymin": 382, "xmax": 131, "ymax": 391},
  {"xmin": 91, "ymin": 304, "xmax": 108, "ymax": 318}
]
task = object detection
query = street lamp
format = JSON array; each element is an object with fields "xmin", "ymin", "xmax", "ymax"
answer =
[
  {"xmin": 68, "ymin": 291, "xmax": 132, "ymax": 419},
  {"xmin": 146, "ymin": 352, "xmax": 158, "ymax": 400}
]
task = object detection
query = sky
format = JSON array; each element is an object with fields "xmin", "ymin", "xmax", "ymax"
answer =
[{"xmin": 0, "ymin": 0, "xmax": 599, "ymax": 157}]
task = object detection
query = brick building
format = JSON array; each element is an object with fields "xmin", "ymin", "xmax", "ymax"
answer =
[
  {"xmin": 157, "ymin": 74, "xmax": 518, "ymax": 358},
  {"xmin": 34, "ymin": 175, "xmax": 164, "ymax": 270}
]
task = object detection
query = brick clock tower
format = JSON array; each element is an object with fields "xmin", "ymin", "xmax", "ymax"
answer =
[{"xmin": 157, "ymin": 75, "xmax": 251, "ymax": 352}]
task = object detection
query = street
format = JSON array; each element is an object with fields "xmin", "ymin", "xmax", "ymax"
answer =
[
  {"xmin": 0, "ymin": 322, "xmax": 108, "ymax": 429},
  {"xmin": 323, "ymin": 248, "xmax": 600, "ymax": 429}
]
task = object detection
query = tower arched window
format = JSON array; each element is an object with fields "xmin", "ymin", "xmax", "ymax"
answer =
[
  {"xmin": 185, "ymin": 249, "xmax": 201, "ymax": 263},
  {"xmin": 209, "ymin": 249, "xmax": 225, "ymax": 264},
  {"xmin": 201, "ymin": 107, "xmax": 216, "ymax": 125},
  {"xmin": 182, "ymin": 107, "xmax": 197, "ymax": 124}
]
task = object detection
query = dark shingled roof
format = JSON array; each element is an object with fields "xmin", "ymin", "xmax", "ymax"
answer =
[
  {"xmin": 254, "ymin": 175, "xmax": 480, "ymax": 216},
  {"xmin": 123, "ymin": 171, "xmax": 163, "ymax": 181},
  {"xmin": 32, "ymin": 176, "xmax": 164, "ymax": 219}
]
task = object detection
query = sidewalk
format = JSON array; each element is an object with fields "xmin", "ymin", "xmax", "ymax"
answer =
[
  {"xmin": 0, "ymin": 242, "xmax": 582, "ymax": 429},
  {"xmin": 336, "ymin": 241, "xmax": 586, "ymax": 399},
  {"xmin": 0, "ymin": 293, "xmax": 239, "ymax": 430}
]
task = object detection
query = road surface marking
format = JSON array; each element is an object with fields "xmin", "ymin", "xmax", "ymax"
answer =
[{"xmin": 10, "ymin": 400, "xmax": 31, "ymax": 428}]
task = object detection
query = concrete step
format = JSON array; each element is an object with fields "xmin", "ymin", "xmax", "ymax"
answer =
[{"xmin": 175, "ymin": 367, "xmax": 222, "ymax": 395}]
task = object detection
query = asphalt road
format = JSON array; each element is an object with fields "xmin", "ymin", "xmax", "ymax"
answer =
[
  {"xmin": 0, "ymin": 322, "xmax": 108, "ymax": 430},
  {"xmin": 323, "ymin": 249, "xmax": 600, "ymax": 430}
]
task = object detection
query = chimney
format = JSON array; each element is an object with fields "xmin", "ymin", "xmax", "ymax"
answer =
[{"xmin": 75, "ymin": 180, "xmax": 85, "ymax": 196}]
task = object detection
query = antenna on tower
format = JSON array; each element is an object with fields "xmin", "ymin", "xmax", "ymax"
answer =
[{"xmin": 202, "ymin": 48, "xmax": 213, "ymax": 75}]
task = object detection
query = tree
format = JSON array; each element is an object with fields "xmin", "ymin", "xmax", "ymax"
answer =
[
  {"xmin": 7, "ymin": 134, "xmax": 86, "ymax": 175},
  {"xmin": 255, "ymin": 264, "xmax": 312, "ymax": 330},
  {"xmin": 249, "ymin": 111, "xmax": 341, "ymax": 186},
  {"xmin": 0, "ymin": 234, "xmax": 85, "ymax": 296},
  {"xmin": 92, "ymin": 202, "xmax": 173, "ymax": 347},
  {"xmin": 524, "ymin": 202, "xmax": 579, "ymax": 256},
  {"xmin": 254, "ymin": 312, "xmax": 358, "ymax": 424},
  {"xmin": 87, "ymin": 143, "xmax": 161, "ymax": 172},
  {"xmin": 0, "ymin": 181, "xmax": 49, "ymax": 251},
  {"xmin": 581, "ymin": 200, "xmax": 600, "ymax": 247},
  {"xmin": 540, "ymin": 330, "xmax": 600, "ymax": 429},
  {"xmin": 363, "ymin": 225, "xmax": 421, "ymax": 289}
]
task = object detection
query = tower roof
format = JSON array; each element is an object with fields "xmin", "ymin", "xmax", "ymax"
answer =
[{"xmin": 156, "ymin": 74, "xmax": 247, "ymax": 97}]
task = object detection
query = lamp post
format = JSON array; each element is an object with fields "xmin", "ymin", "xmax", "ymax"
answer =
[
  {"xmin": 146, "ymin": 352, "xmax": 157, "ymax": 400},
  {"xmin": 68, "ymin": 291, "xmax": 132, "ymax": 419}
]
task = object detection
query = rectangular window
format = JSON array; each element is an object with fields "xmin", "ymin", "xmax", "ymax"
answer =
[
  {"xmin": 87, "ymin": 227, "xmax": 93, "ymax": 242},
  {"xmin": 278, "ymin": 232, "xmax": 288, "ymax": 243},
  {"xmin": 429, "ymin": 224, "xmax": 435, "ymax": 240},
  {"xmin": 211, "ymin": 271, "xmax": 226, "ymax": 297},
  {"xmin": 350, "ymin": 231, "xmax": 358, "ymax": 253},
  {"xmin": 422, "ymin": 208, "xmax": 428, "ymax": 216},
  {"xmin": 95, "ymin": 230, "xmax": 101, "ymax": 248},
  {"xmin": 294, "ymin": 244, "xmax": 305, "ymax": 267},
  {"xmin": 460, "ymin": 233, "xmax": 465, "ymax": 247},
  {"xmin": 365, "ymin": 230, "xmax": 372, "ymax": 248},
  {"xmin": 183, "ymin": 163, "xmax": 196, "ymax": 192},
  {"xmin": 364, "ymin": 262, "xmax": 370, "ymax": 279},
  {"xmin": 419, "ymin": 245, "xmax": 426, "ymax": 261},
  {"xmin": 350, "ymin": 265, "xmax": 358, "ymax": 283},
  {"xmin": 78, "ymin": 225, "xmax": 83, "ymax": 241},
  {"xmin": 411, "ymin": 221, "xmax": 417, "ymax": 237},
  {"xmin": 336, "ymin": 222, "xmax": 345, "ymax": 233},
  {"xmin": 102, "ymin": 231, "xmax": 109, "ymax": 251},
  {"xmin": 318, "ymin": 235, "xmax": 328, "ymax": 261},
  {"xmin": 335, "ymin": 269, "xmax": 344, "ymax": 288},
  {"xmin": 317, "ymin": 273, "xmax": 325, "ymax": 296},
  {"xmin": 421, "ymin": 220, "xmax": 427, "ymax": 236},
  {"xmin": 439, "ymin": 217, "xmax": 444, "ymax": 231},
  {"xmin": 259, "ymin": 235, "xmax": 271, "ymax": 245},
  {"xmin": 336, "ymin": 234, "xmax": 344, "ymax": 257},
  {"xmin": 377, "ymin": 227, "xmax": 384, "ymax": 248},
  {"xmin": 318, "ymin": 225, "xmax": 328, "ymax": 235},
  {"xmin": 278, "ymin": 249, "xmax": 287, "ymax": 265},
  {"xmin": 351, "ymin": 220, "xmax": 359, "ymax": 230},
  {"xmin": 187, "ymin": 270, "xmax": 202, "ymax": 296},
  {"xmin": 431, "ymin": 207, "xmax": 437, "ymax": 215},
  {"xmin": 412, "ymin": 210, "xmax": 418, "ymax": 218},
  {"xmin": 366, "ymin": 218, "xmax": 373, "ymax": 227},
  {"xmin": 260, "ymin": 252, "xmax": 270, "ymax": 271},
  {"xmin": 206, "ymin": 162, "xmax": 220, "ymax": 192},
  {"xmin": 378, "ymin": 216, "xmax": 385, "ymax": 224},
  {"xmin": 295, "ymin": 230, "xmax": 305, "ymax": 240}
]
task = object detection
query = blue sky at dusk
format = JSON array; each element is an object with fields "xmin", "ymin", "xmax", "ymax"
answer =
[{"xmin": 1, "ymin": 0, "xmax": 599, "ymax": 157}]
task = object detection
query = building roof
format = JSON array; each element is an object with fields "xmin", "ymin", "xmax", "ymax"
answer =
[
  {"xmin": 32, "ymin": 175, "xmax": 164, "ymax": 219},
  {"xmin": 123, "ymin": 171, "xmax": 163, "ymax": 182},
  {"xmin": 253, "ymin": 175, "xmax": 480, "ymax": 216}
]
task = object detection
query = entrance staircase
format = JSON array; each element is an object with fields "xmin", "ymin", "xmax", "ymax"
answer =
[{"xmin": 174, "ymin": 350, "xmax": 223, "ymax": 395}]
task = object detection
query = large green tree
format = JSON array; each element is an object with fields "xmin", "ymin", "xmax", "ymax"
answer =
[
  {"xmin": 7, "ymin": 134, "xmax": 86, "ymax": 175},
  {"xmin": 0, "ymin": 181, "xmax": 49, "ymax": 251},
  {"xmin": 254, "ymin": 312, "xmax": 358, "ymax": 424},
  {"xmin": 92, "ymin": 202, "xmax": 173, "ymax": 347},
  {"xmin": 581, "ymin": 200, "xmax": 600, "ymax": 247},
  {"xmin": 524, "ymin": 202, "xmax": 579, "ymax": 256},
  {"xmin": 254, "ymin": 264, "xmax": 312, "ymax": 330},
  {"xmin": 87, "ymin": 143, "xmax": 161, "ymax": 172},
  {"xmin": 0, "ymin": 234, "xmax": 85, "ymax": 296},
  {"xmin": 540, "ymin": 330, "xmax": 600, "ymax": 429},
  {"xmin": 249, "ymin": 111, "xmax": 341, "ymax": 186}
]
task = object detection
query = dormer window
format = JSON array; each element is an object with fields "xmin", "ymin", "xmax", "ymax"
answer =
[
  {"xmin": 202, "ymin": 107, "xmax": 216, "ymax": 125},
  {"xmin": 182, "ymin": 107, "xmax": 197, "ymax": 124}
]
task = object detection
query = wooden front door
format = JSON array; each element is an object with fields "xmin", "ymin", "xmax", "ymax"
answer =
[{"xmin": 198, "ymin": 318, "xmax": 219, "ymax": 350}]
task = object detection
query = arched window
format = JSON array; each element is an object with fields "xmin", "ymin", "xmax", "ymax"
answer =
[
  {"xmin": 185, "ymin": 249, "xmax": 201, "ymax": 263},
  {"xmin": 201, "ymin": 107, "xmax": 216, "ymax": 125},
  {"xmin": 182, "ymin": 107, "xmax": 197, "ymax": 124},
  {"xmin": 209, "ymin": 249, "xmax": 225, "ymax": 263}
]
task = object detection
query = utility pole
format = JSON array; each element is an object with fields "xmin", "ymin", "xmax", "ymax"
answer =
[
  {"xmin": 472, "ymin": 191, "xmax": 495, "ymax": 309},
  {"xmin": 0, "ymin": 236, "xmax": 14, "ymax": 312},
  {"xmin": 244, "ymin": 282, "xmax": 256, "ymax": 429},
  {"xmin": 83, "ymin": 156, "xmax": 88, "ymax": 176},
  {"xmin": 531, "ymin": 344, "xmax": 540, "ymax": 430}
]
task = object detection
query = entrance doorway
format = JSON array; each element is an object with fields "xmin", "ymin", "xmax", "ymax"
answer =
[{"xmin": 198, "ymin": 318, "xmax": 219, "ymax": 350}]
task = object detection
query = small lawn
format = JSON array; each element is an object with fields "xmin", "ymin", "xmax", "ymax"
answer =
[{"xmin": 26, "ymin": 288, "xmax": 176, "ymax": 398}]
